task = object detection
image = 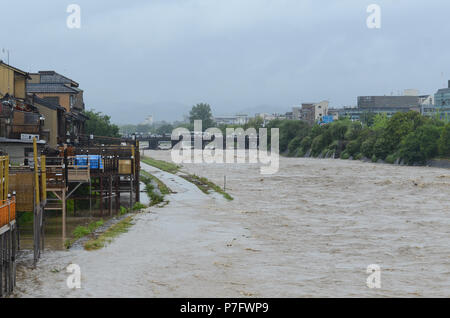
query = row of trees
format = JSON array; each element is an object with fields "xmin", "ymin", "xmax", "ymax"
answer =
[
  {"xmin": 258, "ymin": 111, "xmax": 450, "ymax": 165},
  {"xmin": 82, "ymin": 103, "xmax": 216, "ymax": 139},
  {"xmin": 83, "ymin": 105, "xmax": 450, "ymax": 165},
  {"xmin": 119, "ymin": 123, "xmax": 175, "ymax": 136},
  {"xmin": 84, "ymin": 110, "xmax": 120, "ymax": 138}
]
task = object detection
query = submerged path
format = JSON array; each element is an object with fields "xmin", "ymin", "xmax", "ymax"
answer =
[{"xmin": 14, "ymin": 163, "xmax": 254, "ymax": 297}]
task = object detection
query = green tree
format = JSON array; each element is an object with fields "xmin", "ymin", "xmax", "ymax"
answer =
[
  {"xmin": 399, "ymin": 125, "xmax": 441, "ymax": 164},
  {"xmin": 156, "ymin": 124, "xmax": 174, "ymax": 135},
  {"xmin": 244, "ymin": 116, "xmax": 264, "ymax": 130},
  {"xmin": 119, "ymin": 124, "xmax": 138, "ymax": 135},
  {"xmin": 279, "ymin": 120, "xmax": 311, "ymax": 153},
  {"xmin": 84, "ymin": 110, "xmax": 120, "ymax": 137},
  {"xmin": 136, "ymin": 124, "xmax": 153, "ymax": 134},
  {"xmin": 287, "ymin": 136, "xmax": 303, "ymax": 156},
  {"xmin": 382, "ymin": 111, "xmax": 426, "ymax": 154},
  {"xmin": 372, "ymin": 113, "xmax": 389, "ymax": 131},
  {"xmin": 360, "ymin": 111, "xmax": 376, "ymax": 126},
  {"xmin": 438, "ymin": 123, "xmax": 450, "ymax": 157},
  {"xmin": 189, "ymin": 103, "xmax": 215, "ymax": 129}
]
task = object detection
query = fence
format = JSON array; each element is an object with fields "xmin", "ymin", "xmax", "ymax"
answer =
[
  {"xmin": 0, "ymin": 197, "xmax": 17, "ymax": 297},
  {"xmin": 0, "ymin": 198, "xmax": 15, "ymax": 228}
]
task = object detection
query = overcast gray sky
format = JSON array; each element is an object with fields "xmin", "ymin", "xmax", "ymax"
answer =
[{"xmin": 1, "ymin": 0, "xmax": 449, "ymax": 124}]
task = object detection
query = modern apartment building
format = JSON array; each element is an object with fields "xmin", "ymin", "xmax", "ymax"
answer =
[{"xmin": 300, "ymin": 101, "xmax": 329, "ymax": 125}]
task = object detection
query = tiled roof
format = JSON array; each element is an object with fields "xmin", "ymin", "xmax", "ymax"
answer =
[
  {"xmin": 27, "ymin": 83, "xmax": 78, "ymax": 94},
  {"xmin": 39, "ymin": 71, "xmax": 78, "ymax": 86},
  {"xmin": 32, "ymin": 95, "xmax": 66, "ymax": 111}
]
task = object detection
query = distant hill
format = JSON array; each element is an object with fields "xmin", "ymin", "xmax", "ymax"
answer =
[
  {"xmin": 234, "ymin": 104, "xmax": 290, "ymax": 116},
  {"xmin": 211, "ymin": 104, "xmax": 290, "ymax": 117},
  {"xmin": 107, "ymin": 101, "xmax": 191, "ymax": 125},
  {"xmin": 106, "ymin": 101, "xmax": 291, "ymax": 125}
]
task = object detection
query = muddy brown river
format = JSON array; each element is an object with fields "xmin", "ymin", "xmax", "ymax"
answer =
[{"xmin": 13, "ymin": 150, "xmax": 450, "ymax": 297}]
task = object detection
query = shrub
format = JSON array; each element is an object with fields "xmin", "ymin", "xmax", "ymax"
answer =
[
  {"xmin": 340, "ymin": 151, "xmax": 350, "ymax": 160},
  {"xmin": 385, "ymin": 154, "xmax": 397, "ymax": 164},
  {"xmin": 438, "ymin": 123, "xmax": 450, "ymax": 157},
  {"xmin": 399, "ymin": 125, "xmax": 441, "ymax": 165},
  {"xmin": 346, "ymin": 140, "xmax": 360, "ymax": 156},
  {"xmin": 88, "ymin": 220, "xmax": 104, "ymax": 232},
  {"xmin": 297, "ymin": 147, "xmax": 306, "ymax": 157},
  {"xmin": 373, "ymin": 137, "xmax": 389, "ymax": 160},
  {"xmin": 287, "ymin": 136, "xmax": 303, "ymax": 157},
  {"xmin": 300, "ymin": 136, "xmax": 312, "ymax": 151},
  {"xmin": 311, "ymin": 135, "xmax": 326, "ymax": 157},
  {"xmin": 120, "ymin": 206, "xmax": 128, "ymax": 215},
  {"xmin": 73, "ymin": 226, "xmax": 90, "ymax": 239},
  {"xmin": 133, "ymin": 202, "xmax": 147, "ymax": 211},
  {"xmin": 361, "ymin": 137, "xmax": 376, "ymax": 158}
]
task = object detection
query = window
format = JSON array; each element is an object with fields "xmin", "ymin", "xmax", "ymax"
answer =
[{"xmin": 24, "ymin": 147, "xmax": 34, "ymax": 157}]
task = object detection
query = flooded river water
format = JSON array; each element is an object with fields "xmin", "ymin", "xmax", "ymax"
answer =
[{"xmin": 13, "ymin": 150, "xmax": 450, "ymax": 297}]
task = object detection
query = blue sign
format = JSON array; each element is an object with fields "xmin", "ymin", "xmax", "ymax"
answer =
[{"xmin": 320, "ymin": 115, "xmax": 334, "ymax": 124}]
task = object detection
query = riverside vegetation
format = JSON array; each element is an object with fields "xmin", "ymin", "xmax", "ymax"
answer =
[
  {"xmin": 141, "ymin": 157, "xmax": 233, "ymax": 200},
  {"xmin": 237, "ymin": 111, "xmax": 450, "ymax": 165}
]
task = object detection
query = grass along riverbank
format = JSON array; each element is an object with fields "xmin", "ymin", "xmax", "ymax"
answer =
[
  {"xmin": 181, "ymin": 174, "xmax": 233, "ymax": 201},
  {"xmin": 84, "ymin": 216, "xmax": 134, "ymax": 251},
  {"xmin": 64, "ymin": 220, "xmax": 105, "ymax": 249},
  {"xmin": 141, "ymin": 157, "xmax": 180, "ymax": 174},
  {"xmin": 142, "ymin": 156, "xmax": 233, "ymax": 201},
  {"xmin": 140, "ymin": 170, "xmax": 171, "ymax": 206}
]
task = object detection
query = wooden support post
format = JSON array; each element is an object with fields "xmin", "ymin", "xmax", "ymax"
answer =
[
  {"xmin": 130, "ymin": 178, "xmax": 133, "ymax": 209},
  {"xmin": 40, "ymin": 155, "xmax": 47, "ymax": 202},
  {"xmin": 135, "ymin": 143, "xmax": 140, "ymax": 203},
  {"xmin": 4, "ymin": 156, "xmax": 9, "ymax": 202},
  {"xmin": 89, "ymin": 179, "xmax": 92, "ymax": 214},
  {"xmin": 0, "ymin": 158, "xmax": 3, "ymax": 201},
  {"xmin": 62, "ymin": 188, "xmax": 66, "ymax": 242},
  {"xmin": 33, "ymin": 138, "xmax": 40, "ymax": 207},
  {"xmin": 100, "ymin": 176, "xmax": 103, "ymax": 216},
  {"xmin": 33, "ymin": 138, "xmax": 41, "ymax": 266},
  {"xmin": 115, "ymin": 175, "xmax": 120, "ymax": 214},
  {"xmin": 109, "ymin": 176, "xmax": 113, "ymax": 216}
]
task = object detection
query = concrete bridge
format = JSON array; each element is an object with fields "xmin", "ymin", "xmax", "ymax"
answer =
[{"xmin": 130, "ymin": 133, "xmax": 261, "ymax": 150}]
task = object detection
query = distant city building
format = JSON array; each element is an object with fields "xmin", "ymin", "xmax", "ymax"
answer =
[
  {"xmin": 292, "ymin": 107, "xmax": 301, "ymax": 120},
  {"xmin": 214, "ymin": 116, "xmax": 238, "ymax": 125},
  {"xmin": 424, "ymin": 81, "xmax": 450, "ymax": 120},
  {"xmin": 214, "ymin": 114, "xmax": 248, "ymax": 126},
  {"xmin": 142, "ymin": 115, "xmax": 153, "ymax": 126},
  {"xmin": 299, "ymin": 101, "xmax": 329, "ymax": 125},
  {"xmin": 327, "ymin": 108, "xmax": 340, "ymax": 121},
  {"xmin": 357, "ymin": 93, "xmax": 421, "ymax": 113},
  {"xmin": 255, "ymin": 113, "xmax": 276, "ymax": 126},
  {"xmin": 435, "ymin": 81, "xmax": 450, "ymax": 107},
  {"xmin": 404, "ymin": 89, "xmax": 420, "ymax": 96},
  {"xmin": 235, "ymin": 114, "xmax": 249, "ymax": 125},
  {"xmin": 419, "ymin": 94, "xmax": 434, "ymax": 106}
]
